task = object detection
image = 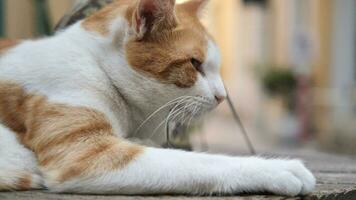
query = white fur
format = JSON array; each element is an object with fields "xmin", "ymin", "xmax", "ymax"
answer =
[
  {"xmin": 203, "ymin": 39, "xmax": 227, "ymax": 99},
  {"xmin": 0, "ymin": 125, "xmax": 42, "ymax": 189},
  {"xmin": 0, "ymin": 12, "xmax": 315, "ymax": 196}
]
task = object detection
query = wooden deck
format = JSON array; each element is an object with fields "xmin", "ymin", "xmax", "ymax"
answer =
[{"xmin": 1, "ymin": 150, "xmax": 355, "ymax": 200}]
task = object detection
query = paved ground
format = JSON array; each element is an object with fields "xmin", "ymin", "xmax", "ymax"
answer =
[{"xmin": 1, "ymin": 150, "xmax": 355, "ymax": 200}]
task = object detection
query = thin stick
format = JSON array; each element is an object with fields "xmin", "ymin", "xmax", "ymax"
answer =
[{"xmin": 226, "ymin": 92, "xmax": 257, "ymax": 155}]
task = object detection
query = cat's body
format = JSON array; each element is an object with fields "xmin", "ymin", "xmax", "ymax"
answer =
[{"xmin": 0, "ymin": 0, "xmax": 315, "ymax": 196}]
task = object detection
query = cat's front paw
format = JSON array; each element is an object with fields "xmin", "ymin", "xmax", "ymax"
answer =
[{"xmin": 265, "ymin": 159, "xmax": 316, "ymax": 196}]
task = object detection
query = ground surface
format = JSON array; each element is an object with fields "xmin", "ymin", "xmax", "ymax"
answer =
[{"xmin": 1, "ymin": 150, "xmax": 355, "ymax": 200}]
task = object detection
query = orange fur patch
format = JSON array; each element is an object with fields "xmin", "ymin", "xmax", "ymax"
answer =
[
  {"xmin": 82, "ymin": 0, "xmax": 210, "ymax": 88},
  {"xmin": 0, "ymin": 82, "xmax": 28, "ymax": 134},
  {"xmin": 16, "ymin": 174, "xmax": 32, "ymax": 190},
  {"xmin": 0, "ymin": 172, "xmax": 34, "ymax": 191},
  {"xmin": 125, "ymin": 28, "xmax": 206, "ymax": 88},
  {"xmin": 0, "ymin": 81, "xmax": 143, "ymax": 183}
]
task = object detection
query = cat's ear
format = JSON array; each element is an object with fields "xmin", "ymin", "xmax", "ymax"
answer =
[
  {"xmin": 180, "ymin": 0, "xmax": 209, "ymax": 17},
  {"xmin": 132, "ymin": 0, "xmax": 177, "ymax": 40}
]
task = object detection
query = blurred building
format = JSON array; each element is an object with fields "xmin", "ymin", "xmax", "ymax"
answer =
[
  {"xmin": 0, "ymin": 0, "xmax": 74, "ymax": 38},
  {"xmin": 203, "ymin": 0, "xmax": 356, "ymax": 154}
]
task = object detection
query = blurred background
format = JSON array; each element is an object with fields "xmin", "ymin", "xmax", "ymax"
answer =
[{"xmin": 0, "ymin": 0, "xmax": 355, "ymax": 155}]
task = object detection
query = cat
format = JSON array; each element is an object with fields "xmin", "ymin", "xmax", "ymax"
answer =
[{"xmin": 0, "ymin": 0, "xmax": 315, "ymax": 196}]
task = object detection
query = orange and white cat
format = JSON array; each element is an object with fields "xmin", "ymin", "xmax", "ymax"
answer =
[{"xmin": 0, "ymin": 0, "xmax": 315, "ymax": 196}]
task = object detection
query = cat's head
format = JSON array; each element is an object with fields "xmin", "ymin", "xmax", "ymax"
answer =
[{"xmin": 84, "ymin": 0, "xmax": 226, "ymax": 120}]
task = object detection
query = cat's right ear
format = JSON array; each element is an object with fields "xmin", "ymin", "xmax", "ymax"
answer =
[{"xmin": 131, "ymin": 0, "xmax": 177, "ymax": 40}]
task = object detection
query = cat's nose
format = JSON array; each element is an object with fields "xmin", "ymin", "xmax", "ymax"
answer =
[{"xmin": 215, "ymin": 95, "xmax": 226, "ymax": 104}]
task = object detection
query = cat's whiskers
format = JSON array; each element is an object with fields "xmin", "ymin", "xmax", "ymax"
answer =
[
  {"xmin": 176, "ymin": 100, "xmax": 198, "ymax": 124},
  {"xmin": 177, "ymin": 97, "xmax": 208, "ymax": 124},
  {"xmin": 148, "ymin": 101, "xmax": 187, "ymax": 139},
  {"xmin": 148, "ymin": 120, "xmax": 167, "ymax": 139},
  {"xmin": 134, "ymin": 96, "xmax": 195, "ymax": 136},
  {"xmin": 183, "ymin": 97, "xmax": 212, "ymax": 130},
  {"xmin": 148, "ymin": 97, "xmax": 193, "ymax": 139},
  {"xmin": 164, "ymin": 98, "xmax": 191, "ymax": 126},
  {"xmin": 171, "ymin": 98, "xmax": 192, "ymax": 120},
  {"xmin": 169, "ymin": 98, "xmax": 202, "ymax": 130},
  {"xmin": 187, "ymin": 102, "xmax": 201, "ymax": 127},
  {"xmin": 172, "ymin": 103, "xmax": 192, "ymax": 123},
  {"xmin": 144, "ymin": 96, "xmax": 210, "ymax": 142},
  {"xmin": 164, "ymin": 99, "xmax": 205, "ymax": 146}
]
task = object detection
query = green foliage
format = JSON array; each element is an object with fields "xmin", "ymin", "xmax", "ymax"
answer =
[
  {"xmin": 262, "ymin": 68, "xmax": 297, "ymax": 96},
  {"xmin": 254, "ymin": 65, "xmax": 298, "ymax": 111}
]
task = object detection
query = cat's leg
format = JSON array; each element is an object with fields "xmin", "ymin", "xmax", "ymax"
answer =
[
  {"xmin": 14, "ymin": 99, "xmax": 314, "ymax": 196},
  {"xmin": 47, "ymin": 147, "xmax": 315, "ymax": 196},
  {"xmin": 0, "ymin": 124, "xmax": 43, "ymax": 191}
]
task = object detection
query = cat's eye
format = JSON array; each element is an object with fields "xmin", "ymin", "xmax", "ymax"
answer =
[{"xmin": 191, "ymin": 58, "xmax": 204, "ymax": 75}]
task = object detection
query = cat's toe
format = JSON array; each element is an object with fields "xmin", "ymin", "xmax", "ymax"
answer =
[
  {"xmin": 286, "ymin": 160, "xmax": 316, "ymax": 195},
  {"xmin": 31, "ymin": 173, "xmax": 45, "ymax": 189},
  {"xmin": 265, "ymin": 159, "xmax": 316, "ymax": 196},
  {"xmin": 268, "ymin": 171, "xmax": 303, "ymax": 196}
]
